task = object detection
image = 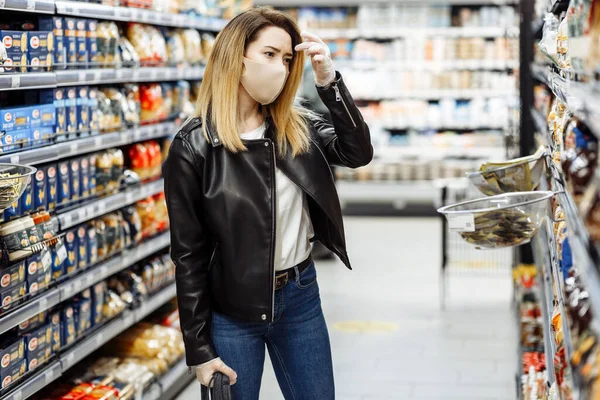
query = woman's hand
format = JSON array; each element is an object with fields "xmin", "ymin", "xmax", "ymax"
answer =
[
  {"xmin": 295, "ymin": 32, "xmax": 336, "ymax": 87},
  {"xmin": 195, "ymin": 357, "xmax": 238, "ymax": 386}
]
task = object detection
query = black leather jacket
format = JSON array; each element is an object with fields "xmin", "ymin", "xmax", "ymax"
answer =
[{"xmin": 163, "ymin": 72, "xmax": 372, "ymax": 366}]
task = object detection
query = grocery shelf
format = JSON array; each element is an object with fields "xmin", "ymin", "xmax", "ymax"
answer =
[
  {"xmin": 376, "ymin": 146, "xmax": 504, "ymax": 160},
  {"xmin": 54, "ymin": 1, "xmax": 227, "ymax": 30},
  {"xmin": 383, "ymin": 122, "xmax": 508, "ymax": 131},
  {"xmin": 337, "ymin": 181, "xmax": 441, "ymax": 207},
  {"xmin": 0, "ymin": 232, "xmax": 169, "ymax": 338},
  {"xmin": 143, "ymin": 358, "xmax": 191, "ymax": 400},
  {"xmin": 0, "ymin": 287, "xmax": 61, "ymax": 336},
  {"xmin": 55, "ymin": 66, "xmax": 205, "ymax": 86},
  {"xmin": 336, "ymin": 59, "xmax": 519, "ymax": 71},
  {"xmin": 256, "ymin": 0, "xmax": 518, "ymax": 5},
  {"xmin": 311, "ymin": 26, "xmax": 519, "ymax": 40},
  {"xmin": 1, "ymin": 361, "xmax": 62, "ymax": 400},
  {"xmin": 354, "ymin": 89, "xmax": 517, "ymax": 101},
  {"xmin": 57, "ymin": 179, "xmax": 165, "ymax": 229},
  {"xmin": 0, "ymin": 121, "xmax": 176, "ymax": 165},
  {"xmin": 0, "ymin": 0, "xmax": 54, "ymax": 13},
  {"xmin": 0, "ymin": 73, "xmax": 57, "ymax": 92},
  {"xmin": 61, "ymin": 282, "xmax": 176, "ymax": 371}
]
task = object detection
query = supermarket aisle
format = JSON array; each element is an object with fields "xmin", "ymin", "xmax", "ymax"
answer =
[{"xmin": 176, "ymin": 217, "xmax": 517, "ymax": 400}]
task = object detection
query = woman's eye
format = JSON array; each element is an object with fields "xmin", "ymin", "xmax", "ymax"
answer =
[
  {"xmin": 284, "ymin": 58, "xmax": 292, "ymax": 64},
  {"xmin": 265, "ymin": 52, "xmax": 275, "ymax": 57}
]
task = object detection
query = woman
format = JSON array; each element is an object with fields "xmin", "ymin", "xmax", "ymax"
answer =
[{"xmin": 163, "ymin": 7, "xmax": 372, "ymax": 399}]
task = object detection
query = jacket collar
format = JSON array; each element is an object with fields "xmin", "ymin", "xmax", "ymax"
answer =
[{"xmin": 206, "ymin": 115, "xmax": 276, "ymax": 149}]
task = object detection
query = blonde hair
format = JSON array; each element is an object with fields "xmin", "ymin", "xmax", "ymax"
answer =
[{"xmin": 195, "ymin": 7, "xmax": 311, "ymax": 157}]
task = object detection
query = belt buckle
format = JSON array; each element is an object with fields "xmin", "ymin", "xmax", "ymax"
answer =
[{"xmin": 275, "ymin": 273, "xmax": 288, "ymax": 290}]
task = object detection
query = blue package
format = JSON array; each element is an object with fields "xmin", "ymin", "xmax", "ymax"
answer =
[
  {"xmin": 65, "ymin": 87, "xmax": 77, "ymax": 137},
  {"xmin": 3, "ymin": 200, "xmax": 20, "ymax": 221},
  {"xmin": 48, "ymin": 312, "xmax": 61, "ymax": 352},
  {"xmin": 562, "ymin": 237, "xmax": 573, "ymax": 280},
  {"xmin": 18, "ymin": 311, "xmax": 47, "ymax": 334},
  {"xmin": 0, "ymin": 338, "xmax": 24, "ymax": 374},
  {"xmin": 1, "ymin": 107, "xmax": 30, "ymax": 133},
  {"xmin": 40, "ymin": 89, "xmax": 66, "ymax": 138},
  {"xmin": 76, "ymin": 86, "xmax": 89, "ymax": 136},
  {"xmin": 26, "ymin": 251, "xmax": 51, "ymax": 296},
  {"xmin": 0, "ymin": 31, "xmax": 27, "ymax": 55},
  {"xmin": 51, "ymin": 246, "xmax": 64, "ymax": 281},
  {"xmin": 69, "ymin": 158, "xmax": 80, "ymax": 203},
  {"xmin": 88, "ymin": 153, "xmax": 97, "ymax": 197},
  {"xmin": 61, "ymin": 305, "xmax": 76, "ymax": 347},
  {"xmin": 1, "ymin": 53, "xmax": 27, "ymax": 73},
  {"xmin": 79, "ymin": 156, "xmax": 90, "ymax": 200},
  {"xmin": 57, "ymin": 161, "xmax": 70, "ymax": 208},
  {"xmin": 76, "ymin": 19, "xmax": 88, "ymax": 67},
  {"xmin": 19, "ymin": 179, "xmax": 33, "ymax": 215},
  {"xmin": 87, "ymin": 224, "xmax": 97, "ymax": 266},
  {"xmin": 91, "ymin": 281, "xmax": 105, "ymax": 324},
  {"xmin": 26, "ymin": 31, "xmax": 53, "ymax": 55},
  {"xmin": 88, "ymin": 88, "xmax": 98, "ymax": 133},
  {"xmin": 73, "ymin": 296, "xmax": 91, "ymax": 336},
  {"xmin": 30, "ymin": 104, "xmax": 55, "ymax": 129},
  {"xmin": 1, "ymin": 129, "xmax": 31, "ymax": 152},
  {"xmin": 0, "ymin": 359, "xmax": 25, "ymax": 390},
  {"xmin": 64, "ymin": 18, "xmax": 77, "ymax": 69},
  {"xmin": 33, "ymin": 166, "xmax": 47, "ymax": 211},
  {"xmin": 0, "ymin": 261, "xmax": 25, "ymax": 291},
  {"xmin": 76, "ymin": 225, "xmax": 87, "ymax": 270},
  {"xmin": 64, "ymin": 228, "xmax": 78, "ymax": 274},
  {"xmin": 28, "ymin": 52, "xmax": 53, "ymax": 73},
  {"xmin": 86, "ymin": 20, "xmax": 98, "ymax": 67},
  {"xmin": 46, "ymin": 164, "xmax": 57, "ymax": 211},
  {"xmin": 31, "ymin": 127, "xmax": 54, "ymax": 147},
  {"xmin": 38, "ymin": 17, "xmax": 65, "ymax": 70},
  {"xmin": 24, "ymin": 324, "xmax": 51, "ymax": 372}
]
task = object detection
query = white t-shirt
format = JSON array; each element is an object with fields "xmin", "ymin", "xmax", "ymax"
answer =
[{"xmin": 240, "ymin": 123, "xmax": 314, "ymax": 271}]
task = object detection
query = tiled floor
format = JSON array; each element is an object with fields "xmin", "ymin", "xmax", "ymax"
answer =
[{"xmin": 175, "ymin": 217, "xmax": 517, "ymax": 400}]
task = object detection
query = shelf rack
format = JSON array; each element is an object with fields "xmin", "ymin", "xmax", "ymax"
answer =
[
  {"xmin": 0, "ymin": 121, "xmax": 176, "ymax": 165},
  {"xmin": 335, "ymin": 59, "xmax": 520, "ymax": 71},
  {"xmin": 0, "ymin": 231, "xmax": 170, "ymax": 337},
  {"xmin": 0, "ymin": 66, "xmax": 205, "ymax": 91},
  {"xmin": 352, "ymin": 89, "xmax": 517, "ymax": 102},
  {"xmin": 296, "ymin": 26, "xmax": 519, "ymax": 40},
  {"xmin": 1, "ymin": 282, "xmax": 177, "ymax": 400}
]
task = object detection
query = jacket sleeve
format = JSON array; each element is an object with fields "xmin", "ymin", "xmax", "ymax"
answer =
[
  {"xmin": 313, "ymin": 71, "xmax": 373, "ymax": 168},
  {"xmin": 163, "ymin": 135, "xmax": 218, "ymax": 366}
]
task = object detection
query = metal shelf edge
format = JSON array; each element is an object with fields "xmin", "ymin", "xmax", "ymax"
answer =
[
  {"xmin": 0, "ymin": 289, "xmax": 61, "ymax": 336},
  {"xmin": 1, "ymin": 361, "xmax": 62, "ymax": 400}
]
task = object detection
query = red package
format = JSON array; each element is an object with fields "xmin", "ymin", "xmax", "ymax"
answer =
[
  {"xmin": 129, "ymin": 143, "xmax": 150, "ymax": 181},
  {"xmin": 140, "ymin": 84, "xmax": 165, "ymax": 124}
]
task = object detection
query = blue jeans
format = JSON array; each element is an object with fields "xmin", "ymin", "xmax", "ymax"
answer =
[{"xmin": 211, "ymin": 263, "xmax": 335, "ymax": 400}]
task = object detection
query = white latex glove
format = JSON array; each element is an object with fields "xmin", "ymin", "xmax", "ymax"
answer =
[
  {"xmin": 195, "ymin": 357, "xmax": 238, "ymax": 386},
  {"xmin": 295, "ymin": 32, "xmax": 336, "ymax": 87}
]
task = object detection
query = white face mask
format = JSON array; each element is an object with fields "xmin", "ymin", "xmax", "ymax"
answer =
[{"xmin": 240, "ymin": 57, "xmax": 289, "ymax": 105}]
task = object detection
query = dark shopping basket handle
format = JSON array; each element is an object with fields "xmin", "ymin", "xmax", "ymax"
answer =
[{"xmin": 201, "ymin": 371, "xmax": 232, "ymax": 400}]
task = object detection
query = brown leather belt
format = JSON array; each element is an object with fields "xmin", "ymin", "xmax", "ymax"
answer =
[{"xmin": 274, "ymin": 256, "xmax": 313, "ymax": 291}]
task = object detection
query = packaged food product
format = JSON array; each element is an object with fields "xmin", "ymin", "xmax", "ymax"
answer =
[
  {"xmin": 77, "ymin": 225, "xmax": 88, "ymax": 270},
  {"xmin": 1, "ymin": 359, "xmax": 25, "ymax": 389},
  {"xmin": 77, "ymin": 86, "xmax": 90, "ymax": 136},
  {"xmin": 139, "ymin": 84, "xmax": 165, "ymax": 123},
  {"xmin": 0, "ymin": 338, "xmax": 25, "ymax": 374},
  {"xmin": 47, "ymin": 164, "xmax": 58, "ymax": 211},
  {"xmin": 178, "ymin": 29, "xmax": 201, "ymax": 64},
  {"xmin": 568, "ymin": 122, "xmax": 598, "ymax": 204},
  {"xmin": 97, "ymin": 22, "xmax": 120, "ymax": 68},
  {"xmin": 101, "ymin": 88, "xmax": 125, "ymax": 131},
  {"xmin": 123, "ymin": 85, "xmax": 141, "ymax": 126},
  {"xmin": 457, "ymin": 209, "xmax": 538, "ymax": 249},
  {"xmin": 0, "ymin": 217, "xmax": 41, "ymax": 262},
  {"xmin": 73, "ymin": 293, "xmax": 92, "ymax": 336},
  {"xmin": 24, "ymin": 324, "xmax": 51, "ymax": 371},
  {"xmin": 96, "ymin": 152, "xmax": 112, "ymax": 195},
  {"xmin": 61, "ymin": 305, "xmax": 76, "ymax": 347},
  {"xmin": 127, "ymin": 24, "xmax": 166, "ymax": 66},
  {"xmin": 95, "ymin": 219, "xmax": 107, "ymax": 260},
  {"xmin": 87, "ymin": 223, "xmax": 98, "ymax": 266},
  {"xmin": 154, "ymin": 193, "xmax": 168, "ymax": 232},
  {"xmin": 166, "ymin": 31, "xmax": 185, "ymax": 66},
  {"xmin": 136, "ymin": 197, "xmax": 157, "ymax": 239},
  {"xmin": 89, "ymin": 154, "xmax": 97, "ymax": 197},
  {"xmin": 18, "ymin": 311, "xmax": 46, "ymax": 334},
  {"xmin": 129, "ymin": 143, "xmax": 150, "ymax": 180},
  {"xmin": 160, "ymin": 83, "xmax": 174, "ymax": 120},
  {"xmin": 102, "ymin": 214, "xmax": 121, "ymax": 255},
  {"xmin": 109, "ymin": 149, "xmax": 124, "ymax": 193},
  {"xmin": 48, "ymin": 311, "xmax": 61, "ymax": 352},
  {"xmin": 92, "ymin": 281, "xmax": 106, "ymax": 325},
  {"xmin": 103, "ymin": 290, "xmax": 126, "ymax": 319},
  {"xmin": 76, "ymin": 19, "xmax": 89, "ymax": 67},
  {"xmin": 70, "ymin": 158, "xmax": 80, "ymax": 203},
  {"xmin": 122, "ymin": 206, "xmax": 142, "ymax": 243},
  {"xmin": 65, "ymin": 87, "xmax": 78, "ymax": 137}
]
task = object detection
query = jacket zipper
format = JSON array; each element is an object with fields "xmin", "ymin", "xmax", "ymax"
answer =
[
  {"xmin": 333, "ymin": 83, "xmax": 357, "ymax": 128},
  {"xmin": 269, "ymin": 140, "xmax": 277, "ymax": 322}
]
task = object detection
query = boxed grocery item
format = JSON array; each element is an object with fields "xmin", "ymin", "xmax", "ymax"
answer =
[
  {"xmin": 31, "ymin": 126, "xmax": 54, "ymax": 147},
  {"xmin": 24, "ymin": 324, "xmax": 51, "ymax": 371},
  {"xmin": 19, "ymin": 179, "xmax": 32, "ymax": 214},
  {"xmin": 48, "ymin": 311, "xmax": 61, "ymax": 352},
  {"xmin": 87, "ymin": 224, "xmax": 98, "ymax": 266},
  {"xmin": 0, "ymin": 359, "xmax": 25, "ymax": 389},
  {"xmin": 1, "ymin": 129, "xmax": 32, "ymax": 153},
  {"xmin": 46, "ymin": 164, "xmax": 57, "ymax": 211},
  {"xmin": 0, "ymin": 31, "xmax": 27, "ymax": 54},
  {"xmin": 73, "ymin": 294, "xmax": 92, "ymax": 336},
  {"xmin": 64, "ymin": 18, "xmax": 77, "ymax": 68},
  {"xmin": 88, "ymin": 153, "xmax": 97, "ymax": 197},
  {"xmin": 40, "ymin": 89, "xmax": 66, "ymax": 138},
  {"xmin": 0, "ymin": 282, "xmax": 26, "ymax": 313},
  {"xmin": 57, "ymin": 160, "xmax": 71, "ymax": 208},
  {"xmin": 32, "ymin": 166, "xmax": 47, "ymax": 211},
  {"xmin": 30, "ymin": 104, "xmax": 55, "ymax": 129},
  {"xmin": 69, "ymin": 158, "xmax": 80, "ymax": 203},
  {"xmin": 76, "ymin": 19, "xmax": 88, "ymax": 66},
  {"xmin": 1, "ymin": 53, "xmax": 27, "ymax": 73},
  {"xmin": 79, "ymin": 156, "xmax": 90, "ymax": 200},
  {"xmin": 0, "ymin": 106, "xmax": 30, "ymax": 133},
  {"xmin": 91, "ymin": 281, "xmax": 105, "ymax": 325},
  {"xmin": 77, "ymin": 86, "xmax": 90, "ymax": 136},
  {"xmin": 88, "ymin": 88, "xmax": 98, "ymax": 133},
  {"xmin": 51, "ymin": 245, "xmax": 64, "ymax": 280},
  {"xmin": 26, "ymin": 251, "xmax": 51, "ymax": 296},
  {"xmin": 87, "ymin": 20, "xmax": 98, "ymax": 66},
  {"xmin": 77, "ymin": 225, "xmax": 87, "ymax": 270},
  {"xmin": 38, "ymin": 17, "xmax": 65, "ymax": 69},
  {"xmin": 0, "ymin": 338, "xmax": 24, "ymax": 372},
  {"xmin": 3, "ymin": 200, "xmax": 19, "ymax": 221},
  {"xmin": 18, "ymin": 311, "xmax": 47, "ymax": 333},
  {"xmin": 61, "ymin": 305, "xmax": 76, "ymax": 347},
  {"xmin": 65, "ymin": 87, "xmax": 77, "ymax": 137},
  {"xmin": 0, "ymin": 261, "xmax": 25, "ymax": 291},
  {"xmin": 64, "ymin": 228, "xmax": 78, "ymax": 274},
  {"xmin": 27, "ymin": 31, "xmax": 54, "ymax": 54},
  {"xmin": 28, "ymin": 52, "xmax": 53, "ymax": 72}
]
